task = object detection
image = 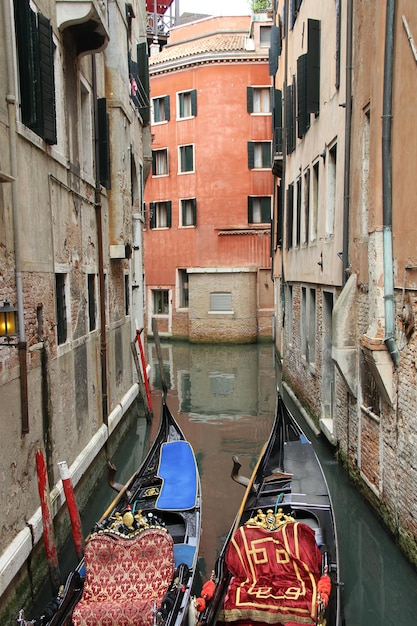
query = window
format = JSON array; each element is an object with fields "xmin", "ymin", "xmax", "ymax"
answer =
[
  {"xmin": 178, "ymin": 269, "xmax": 189, "ymax": 308},
  {"xmin": 210, "ymin": 292, "xmax": 232, "ymax": 312},
  {"xmin": 311, "ymin": 161, "xmax": 319, "ymax": 241},
  {"xmin": 180, "ymin": 198, "xmax": 197, "ymax": 227},
  {"xmin": 301, "ymin": 286, "xmax": 316, "ymax": 367},
  {"xmin": 153, "ymin": 289, "xmax": 169, "ymax": 314},
  {"xmin": 88, "ymin": 274, "xmax": 96, "ymax": 331},
  {"xmin": 56, "ymin": 273, "xmax": 67, "ymax": 345},
  {"xmin": 152, "ymin": 149, "xmax": 168, "ymax": 176},
  {"xmin": 14, "ymin": 0, "xmax": 57, "ymax": 144},
  {"xmin": 179, "ymin": 145, "xmax": 194, "ymax": 173},
  {"xmin": 80, "ymin": 79, "xmax": 93, "ymax": 174},
  {"xmin": 247, "ymin": 87, "xmax": 272, "ymax": 114},
  {"xmin": 150, "ymin": 201, "xmax": 172, "ymax": 229},
  {"xmin": 178, "ymin": 90, "xmax": 197, "ymax": 119},
  {"xmin": 129, "ymin": 42, "xmax": 150, "ymax": 122},
  {"xmin": 152, "ymin": 95, "xmax": 170, "ymax": 123},
  {"xmin": 326, "ymin": 144, "xmax": 337, "ymax": 238},
  {"xmin": 303, "ymin": 168, "xmax": 310, "ymax": 245},
  {"xmin": 248, "ymin": 142, "xmax": 272, "ymax": 169},
  {"xmin": 259, "ymin": 25, "xmax": 272, "ymax": 47},
  {"xmin": 124, "ymin": 273, "xmax": 130, "ymax": 316},
  {"xmin": 361, "ymin": 353, "xmax": 381, "ymax": 417},
  {"xmin": 248, "ymin": 197, "xmax": 271, "ymax": 224}
]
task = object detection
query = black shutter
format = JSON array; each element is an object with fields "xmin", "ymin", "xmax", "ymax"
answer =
[
  {"xmin": 248, "ymin": 142, "xmax": 254, "ymax": 169},
  {"xmin": 247, "ymin": 87, "xmax": 254, "ymax": 113},
  {"xmin": 297, "ymin": 54, "xmax": 309, "ymax": 138},
  {"xmin": 191, "ymin": 90, "xmax": 197, "ymax": 116},
  {"xmin": 97, "ymin": 98, "xmax": 111, "ymax": 189},
  {"xmin": 307, "ymin": 19, "xmax": 320, "ymax": 114},
  {"xmin": 164, "ymin": 95, "xmax": 170, "ymax": 121},
  {"xmin": 38, "ymin": 14, "xmax": 57, "ymax": 144},
  {"xmin": 137, "ymin": 42, "xmax": 150, "ymax": 122},
  {"xmin": 14, "ymin": 0, "xmax": 38, "ymax": 128},
  {"xmin": 192, "ymin": 198, "xmax": 197, "ymax": 226},
  {"xmin": 276, "ymin": 182, "xmax": 283, "ymax": 247},
  {"xmin": 152, "ymin": 151, "xmax": 156, "ymax": 175},
  {"xmin": 286, "ymin": 183, "xmax": 294, "ymax": 249}
]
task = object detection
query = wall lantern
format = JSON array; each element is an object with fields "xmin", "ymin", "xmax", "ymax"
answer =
[{"xmin": 0, "ymin": 301, "xmax": 18, "ymax": 343}]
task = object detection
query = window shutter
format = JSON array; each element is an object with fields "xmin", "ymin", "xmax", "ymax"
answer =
[
  {"xmin": 97, "ymin": 98, "xmax": 111, "ymax": 189},
  {"xmin": 262, "ymin": 143, "xmax": 272, "ymax": 168},
  {"xmin": 269, "ymin": 24, "xmax": 281, "ymax": 76},
  {"xmin": 137, "ymin": 42, "xmax": 150, "ymax": 122},
  {"xmin": 248, "ymin": 196, "xmax": 253, "ymax": 223},
  {"xmin": 247, "ymin": 86, "xmax": 254, "ymax": 113},
  {"xmin": 192, "ymin": 198, "xmax": 197, "ymax": 226},
  {"xmin": 276, "ymin": 182, "xmax": 283, "ymax": 247},
  {"xmin": 152, "ymin": 151, "xmax": 156, "ymax": 175},
  {"xmin": 247, "ymin": 142, "xmax": 254, "ymax": 169},
  {"xmin": 261, "ymin": 197, "xmax": 271, "ymax": 223},
  {"xmin": 37, "ymin": 14, "xmax": 57, "ymax": 144},
  {"xmin": 191, "ymin": 90, "xmax": 197, "ymax": 116},
  {"xmin": 307, "ymin": 19, "xmax": 320, "ymax": 114},
  {"xmin": 285, "ymin": 84, "xmax": 295, "ymax": 154},
  {"xmin": 297, "ymin": 54, "xmax": 309, "ymax": 138},
  {"xmin": 150, "ymin": 202, "xmax": 156, "ymax": 229},
  {"xmin": 287, "ymin": 183, "xmax": 294, "ymax": 249},
  {"xmin": 14, "ymin": 0, "xmax": 38, "ymax": 128},
  {"xmin": 166, "ymin": 201, "xmax": 172, "ymax": 228},
  {"xmin": 164, "ymin": 95, "xmax": 170, "ymax": 121},
  {"xmin": 273, "ymin": 89, "xmax": 283, "ymax": 153}
]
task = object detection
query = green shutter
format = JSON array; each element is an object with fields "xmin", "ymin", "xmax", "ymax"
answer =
[
  {"xmin": 152, "ymin": 151, "xmax": 156, "ymax": 175},
  {"xmin": 285, "ymin": 84, "xmax": 295, "ymax": 154},
  {"xmin": 97, "ymin": 98, "xmax": 111, "ymax": 189},
  {"xmin": 248, "ymin": 142, "xmax": 254, "ymax": 169},
  {"xmin": 150, "ymin": 203, "xmax": 156, "ymax": 229},
  {"xmin": 262, "ymin": 143, "xmax": 272, "ymax": 168},
  {"xmin": 192, "ymin": 198, "xmax": 197, "ymax": 226},
  {"xmin": 137, "ymin": 42, "xmax": 150, "ymax": 122},
  {"xmin": 307, "ymin": 19, "xmax": 320, "ymax": 114},
  {"xmin": 269, "ymin": 24, "xmax": 281, "ymax": 76},
  {"xmin": 247, "ymin": 86, "xmax": 254, "ymax": 113},
  {"xmin": 14, "ymin": 0, "xmax": 38, "ymax": 127},
  {"xmin": 248, "ymin": 197, "xmax": 253, "ymax": 223},
  {"xmin": 167, "ymin": 201, "xmax": 172, "ymax": 228},
  {"xmin": 164, "ymin": 95, "xmax": 170, "ymax": 121},
  {"xmin": 261, "ymin": 197, "xmax": 271, "ymax": 223},
  {"xmin": 297, "ymin": 54, "xmax": 309, "ymax": 138},
  {"xmin": 191, "ymin": 90, "xmax": 197, "ymax": 116}
]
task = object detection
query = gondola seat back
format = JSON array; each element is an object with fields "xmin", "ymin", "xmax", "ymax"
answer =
[{"xmin": 72, "ymin": 528, "xmax": 175, "ymax": 626}]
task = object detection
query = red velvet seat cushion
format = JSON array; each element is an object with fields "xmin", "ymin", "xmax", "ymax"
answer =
[
  {"xmin": 220, "ymin": 521, "xmax": 322, "ymax": 625},
  {"xmin": 72, "ymin": 528, "xmax": 174, "ymax": 626}
]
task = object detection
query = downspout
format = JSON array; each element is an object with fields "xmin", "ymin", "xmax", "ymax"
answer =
[
  {"xmin": 382, "ymin": 0, "xmax": 400, "ymax": 366},
  {"xmin": 342, "ymin": 0, "xmax": 353, "ymax": 286},
  {"xmin": 92, "ymin": 55, "xmax": 109, "ymax": 425},
  {"xmin": 3, "ymin": 0, "xmax": 29, "ymax": 433}
]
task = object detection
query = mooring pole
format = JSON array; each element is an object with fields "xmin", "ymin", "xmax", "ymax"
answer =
[
  {"xmin": 57, "ymin": 461, "xmax": 84, "ymax": 561},
  {"xmin": 35, "ymin": 449, "xmax": 61, "ymax": 593}
]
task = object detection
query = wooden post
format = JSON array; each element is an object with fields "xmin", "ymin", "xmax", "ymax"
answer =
[
  {"xmin": 35, "ymin": 449, "xmax": 61, "ymax": 594},
  {"xmin": 135, "ymin": 326, "xmax": 153, "ymax": 413}
]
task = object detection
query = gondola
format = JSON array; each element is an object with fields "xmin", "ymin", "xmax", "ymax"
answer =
[
  {"xmin": 20, "ymin": 398, "xmax": 201, "ymax": 626},
  {"xmin": 195, "ymin": 391, "xmax": 342, "ymax": 626}
]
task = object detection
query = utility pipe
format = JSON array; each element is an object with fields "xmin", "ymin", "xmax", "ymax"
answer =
[
  {"xmin": 382, "ymin": 0, "xmax": 400, "ymax": 366},
  {"xmin": 342, "ymin": 0, "xmax": 353, "ymax": 286},
  {"xmin": 92, "ymin": 55, "xmax": 109, "ymax": 425},
  {"xmin": 3, "ymin": 0, "xmax": 30, "ymax": 433}
]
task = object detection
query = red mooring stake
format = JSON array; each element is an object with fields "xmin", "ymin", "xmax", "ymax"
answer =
[
  {"xmin": 35, "ymin": 449, "xmax": 61, "ymax": 593},
  {"xmin": 58, "ymin": 461, "xmax": 84, "ymax": 561},
  {"xmin": 136, "ymin": 325, "xmax": 153, "ymax": 413}
]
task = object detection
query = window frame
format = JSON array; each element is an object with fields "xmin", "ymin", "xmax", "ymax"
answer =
[
  {"xmin": 180, "ymin": 198, "xmax": 197, "ymax": 227},
  {"xmin": 152, "ymin": 148, "xmax": 169, "ymax": 176},
  {"xmin": 177, "ymin": 89, "xmax": 197, "ymax": 119},
  {"xmin": 248, "ymin": 196, "xmax": 272, "ymax": 224},
  {"xmin": 152, "ymin": 95, "xmax": 170, "ymax": 124},
  {"xmin": 178, "ymin": 144, "xmax": 194, "ymax": 174},
  {"xmin": 150, "ymin": 201, "xmax": 172, "ymax": 229}
]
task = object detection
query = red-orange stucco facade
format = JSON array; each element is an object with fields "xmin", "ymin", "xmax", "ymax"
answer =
[{"xmin": 143, "ymin": 15, "xmax": 274, "ymax": 342}]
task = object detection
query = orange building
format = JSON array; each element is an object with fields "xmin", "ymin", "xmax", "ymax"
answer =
[{"xmin": 144, "ymin": 14, "xmax": 274, "ymax": 342}]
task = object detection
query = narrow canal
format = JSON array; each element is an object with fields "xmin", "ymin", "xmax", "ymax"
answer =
[{"xmin": 33, "ymin": 341, "xmax": 417, "ymax": 625}]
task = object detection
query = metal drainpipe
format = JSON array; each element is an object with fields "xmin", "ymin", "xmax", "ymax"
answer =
[
  {"xmin": 3, "ymin": 0, "xmax": 30, "ymax": 433},
  {"xmin": 342, "ymin": 0, "xmax": 353, "ymax": 286},
  {"xmin": 382, "ymin": 0, "xmax": 400, "ymax": 366},
  {"xmin": 92, "ymin": 55, "xmax": 109, "ymax": 425}
]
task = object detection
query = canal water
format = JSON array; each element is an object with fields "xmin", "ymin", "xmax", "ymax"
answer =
[{"xmin": 32, "ymin": 341, "xmax": 417, "ymax": 625}]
